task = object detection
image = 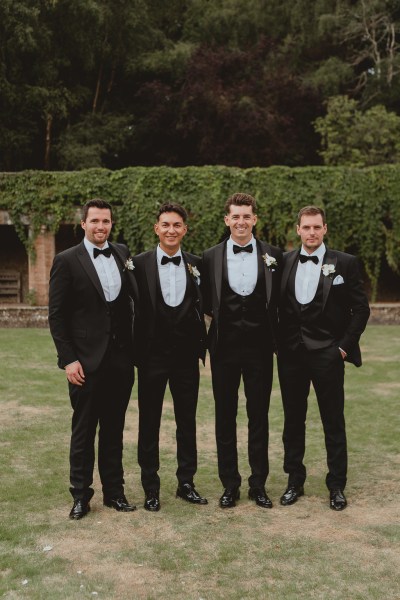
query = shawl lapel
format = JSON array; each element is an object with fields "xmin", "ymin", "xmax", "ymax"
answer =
[
  {"xmin": 182, "ymin": 252, "xmax": 201, "ymax": 306},
  {"xmin": 322, "ymin": 249, "xmax": 337, "ymax": 311},
  {"xmin": 110, "ymin": 242, "xmax": 139, "ymax": 302},
  {"xmin": 281, "ymin": 250, "xmax": 299, "ymax": 297},
  {"xmin": 213, "ymin": 242, "xmax": 225, "ymax": 309},
  {"xmin": 76, "ymin": 241, "xmax": 107, "ymax": 304},
  {"xmin": 258, "ymin": 240, "xmax": 273, "ymax": 305},
  {"xmin": 144, "ymin": 249, "xmax": 158, "ymax": 313}
]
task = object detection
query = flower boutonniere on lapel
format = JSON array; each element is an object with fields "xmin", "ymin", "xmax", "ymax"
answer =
[
  {"xmin": 262, "ymin": 253, "xmax": 278, "ymax": 271},
  {"xmin": 321, "ymin": 263, "xmax": 335, "ymax": 278},
  {"xmin": 124, "ymin": 258, "xmax": 135, "ymax": 272},
  {"xmin": 187, "ymin": 263, "xmax": 200, "ymax": 285}
]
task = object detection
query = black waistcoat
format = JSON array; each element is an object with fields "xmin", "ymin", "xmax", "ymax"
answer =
[
  {"xmin": 282, "ymin": 261, "xmax": 336, "ymax": 351},
  {"xmin": 153, "ymin": 269, "xmax": 199, "ymax": 356},
  {"xmin": 219, "ymin": 250, "xmax": 271, "ymax": 353},
  {"xmin": 106, "ymin": 280, "xmax": 133, "ymax": 349}
]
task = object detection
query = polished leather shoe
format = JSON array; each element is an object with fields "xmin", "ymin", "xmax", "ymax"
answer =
[
  {"xmin": 280, "ymin": 485, "xmax": 304, "ymax": 506},
  {"xmin": 176, "ymin": 483, "xmax": 208, "ymax": 505},
  {"xmin": 103, "ymin": 495, "xmax": 136, "ymax": 512},
  {"xmin": 329, "ymin": 488, "xmax": 347, "ymax": 511},
  {"xmin": 249, "ymin": 487, "xmax": 273, "ymax": 508},
  {"xmin": 69, "ymin": 499, "xmax": 90, "ymax": 520},
  {"xmin": 219, "ymin": 488, "xmax": 240, "ymax": 508},
  {"xmin": 144, "ymin": 490, "xmax": 160, "ymax": 512}
]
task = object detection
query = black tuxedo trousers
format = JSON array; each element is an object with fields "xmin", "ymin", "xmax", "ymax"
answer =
[
  {"xmin": 69, "ymin": 340, "xmax": 134, "ymax": 501},
  {"xmin": 137, "ymin": 350, "xmax": 200, "ymax": 491},
  {"xmin": 278, "ymin": 344, "xmax": 347, "ymax": 490},
  {"xmin": 211, "ymin": 346, "xmax": 273, "ymax": 490}
]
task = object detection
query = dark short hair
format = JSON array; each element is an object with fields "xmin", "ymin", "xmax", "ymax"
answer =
[
  {"xmin": 224, "ymin": 192, "xmax": 257, "ymax": 214},
  {"xmin": 297, "ymin": 205, "xmax": 326, "ymax": 226},
  {"xmin": 82, "ymin": 199, "xmax": 113, "ymax": 222},
  {"xmin": 156, "ymin": 202, "xmax": 188, "ymax": 223}
]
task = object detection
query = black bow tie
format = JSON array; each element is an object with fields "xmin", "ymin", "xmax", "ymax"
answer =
[
  {"xmin": 233, "ymin": 244, "xmax": 253, "ymax": 254},
  {"xmin": 161, "ymin": 255, "xmax": 181, "ymax": 266},
  {"xmin": 299, "ymin": 254, "xmax": 319, "ymax": 265},
  {"xmin": 93, "ymin": 247, "xmax": 112, "ymax": 259}
]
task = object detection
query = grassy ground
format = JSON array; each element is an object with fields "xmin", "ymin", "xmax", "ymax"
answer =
[{"xmin": 0, "ymin": 326, "xmax": 399, "ymax": 600}]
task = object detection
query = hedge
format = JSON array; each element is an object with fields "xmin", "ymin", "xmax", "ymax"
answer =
[{"xmin": 1, "ymin": 165, "xmax": 400, "ymax": 301}]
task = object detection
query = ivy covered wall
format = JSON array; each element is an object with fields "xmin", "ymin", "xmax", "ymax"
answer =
[{"xmin": 1, "ymin": 165, "xmax": 399, "ymax": 301}]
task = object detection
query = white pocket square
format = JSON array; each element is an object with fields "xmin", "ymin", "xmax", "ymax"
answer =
[{"xmin": 333, "ymin": 275, "xmax": 344, "ymax": 285}]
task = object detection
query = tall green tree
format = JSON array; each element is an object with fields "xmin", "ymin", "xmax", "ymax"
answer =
[{"xmin": 314, "ymin": 94, "xmax": 400, "ymax": 165}]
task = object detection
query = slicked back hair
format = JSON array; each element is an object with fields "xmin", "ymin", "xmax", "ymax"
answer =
[
  {"xmin": 297, "ymin": 205, "xmax": 326, "ymax": 226},
  {"xmin": 224, "ymin": 192, "xmax": 257, "ymax": 214},
  {"xmin": 157, "ymin": 202, "xmax": 188, "ymax": 223},
  {"xmin": 82, "ymin": 198, "xmax": 113, "ymax": 222}
]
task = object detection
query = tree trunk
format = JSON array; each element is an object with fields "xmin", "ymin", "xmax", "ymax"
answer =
[
  {"xmin": 44, "ymin": 114, "xmax": 53, "ymax": 170},
  {"xmin": 93, "ymin": 62, "xmax": 104, "ymax": 114},
  {"xmin": 101, "ymin": 60, "xmax": 116, "ymax": 113}
]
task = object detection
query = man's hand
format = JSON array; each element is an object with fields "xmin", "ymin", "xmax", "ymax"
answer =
[
  {"xmin": 65, "ymin": 361, "xmax": 85, "ymax": 386},
  {"xmin": 339, "ymin": 348, "xmax": 347, "ymax": 360}
]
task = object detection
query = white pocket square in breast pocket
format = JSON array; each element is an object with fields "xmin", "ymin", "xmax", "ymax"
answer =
[{"xmin": 333, "ymin": 275, "xmax": 344, "ymax": 285}]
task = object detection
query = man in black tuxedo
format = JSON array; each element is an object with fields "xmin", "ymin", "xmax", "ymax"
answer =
[
  {"xmin": 132, "ymin": 203, "xmax": 208, "ymax": 511},
  {"xmin": 202, "ymin": 193, "xmax": 282, "ymax": 509},
  {"xmin": 277, "ymin": 205, "xmax": 370, "ymax": 511},
  {"xmin": 49, "ymin": 199, "xmax": 139, "ymax": 520}
]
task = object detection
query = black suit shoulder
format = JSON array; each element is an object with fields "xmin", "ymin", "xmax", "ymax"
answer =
[
  {"xmin": 183, "ymin": 251, "xmax": 202, "ymax": 271},
  {"xmin": 203, "ymin": 241, "xmax": 225, "ymax": 260},
  {"xmin": 133, "ymin": 249, "xmax": 155, "ymax": 261},
  {"xmin": 183, "ymin": 251, "xmax": 200, "ymax": 262}
]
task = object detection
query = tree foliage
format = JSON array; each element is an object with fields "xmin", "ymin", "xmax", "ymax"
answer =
[
  {"xmin": 314, "ymin": 95, "xmax": 400, "ymax": 166},
  {"xmin": 1, "ymin": 165, "xmax": 400, "ymax": 301},
  {"xmin": 1, "ymin": 0, "xmax": 400, "ymax": 169}
]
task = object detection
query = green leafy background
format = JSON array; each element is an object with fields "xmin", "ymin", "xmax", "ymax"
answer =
[{"xmin": 1, "ymin": 166, "xmax": 399, "ymax": 300}]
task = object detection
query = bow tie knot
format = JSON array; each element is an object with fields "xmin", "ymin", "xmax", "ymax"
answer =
[
  {"xmin": 161, "ymin": 255, "xmax": 181, "ymax": 266},
  {"xmin": 299, "ymin": 254, "xmax": 319, "ymax": 265},
  {"xmin": 232, "ymin": 244, "xmax": 253, "ymax": 254},
  {"xmin": 93, "ymin": 247, "xmax": 112, "ymax": 259}
]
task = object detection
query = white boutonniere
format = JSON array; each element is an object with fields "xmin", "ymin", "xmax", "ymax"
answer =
[
  {"xmin": 321, "ymin": 263, "xmax": 335, "ymax": 277},
  {"xmin": 124, "ymin": 258, "xmax": 135, "ymax": 271},
  {"xmin": 262, "ymin": 253, "xmax": 278, "ymax": 271},
  {"xmin": 188, "ymin": 263, "xmax": 200, "ymax": 284}
]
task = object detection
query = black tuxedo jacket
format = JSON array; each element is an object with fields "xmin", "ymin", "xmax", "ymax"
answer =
[
  {"xmin": 202, "ymin": 239, "xmax": 283, "ymax": 356},
  {"xmin": 279, "ymin": 247, "xmax": 370, "ymax": 367},
  {"xmin": 49, "ymin": 241, "xmax": 139, "ymax": 372},
  {"xmin": 132, "ymin": 249, "xmax": 207, "ymax": 364}
]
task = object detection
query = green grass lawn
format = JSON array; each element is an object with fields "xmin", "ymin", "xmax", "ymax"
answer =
[{"xmin": 0, "ymin": 326, "xmax": 399, "ymax": 599}]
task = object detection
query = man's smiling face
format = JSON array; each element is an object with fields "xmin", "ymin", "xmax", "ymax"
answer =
[{"xmin": 224, "ymin": 204, "xmax": 257, "ymax": 246}]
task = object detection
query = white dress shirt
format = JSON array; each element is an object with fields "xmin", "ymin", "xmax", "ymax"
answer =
[
  {"xmin": 84, "ymin": 238, "xmax": 121, "ymax": 301},
  {"xmin": 157, "ymin": 245, "xmax": 186, "ymax": 307},
  {"xmin": 295, "ymin": 242, "xmax": 326, "ymax": 304},
  {"xmin": 226, "ymin": 235, "xmax": 257, "ymax": 296}
]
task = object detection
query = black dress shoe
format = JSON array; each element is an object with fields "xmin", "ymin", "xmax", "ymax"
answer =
[
  {"xmin": 329, "ymin": 488, "xmax": 347, "ymax": 511},
  {"xmin": 280, "ymin": 485, "xmax": 304, "ymax": 506},
  {"xmin": 219, "ymin": 488, "xmax": 240, "ymax": 508},
  {"xmin": 69, "ymin": 499, "xmax": 90, "ymax": 520},
  {"xmin": 144, "ymin": 490, "xmax": 160, "ymax": 512},
  {"xmin": 249, "ymin": 487, "xmax": 273, "ymax": 508},
  {"xmin": 103, "ymin": 495, "xmax": 136, "ymax": 512},
  {"xmin": 176, "ymin": 483, "xmax": 208, "ymax": 505}
]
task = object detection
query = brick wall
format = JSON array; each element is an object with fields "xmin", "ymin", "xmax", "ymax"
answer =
[{"xmin": 28, "ymin": 226, "xmax": 55, "ymax": 305}]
